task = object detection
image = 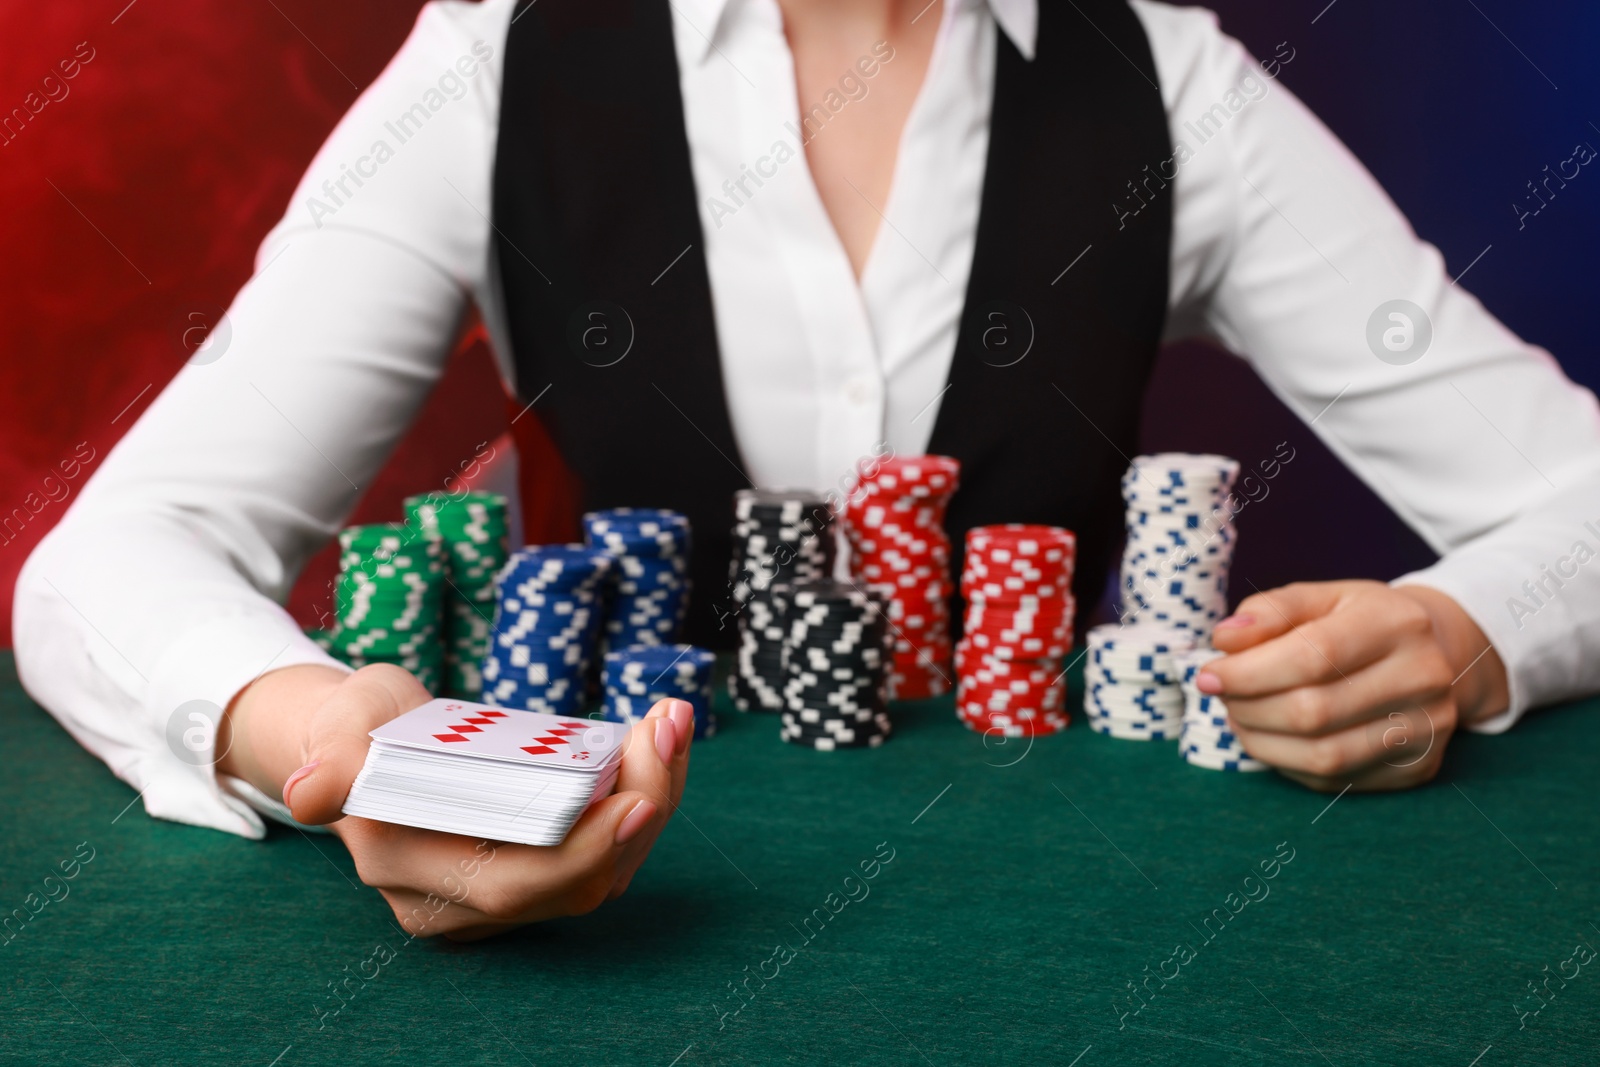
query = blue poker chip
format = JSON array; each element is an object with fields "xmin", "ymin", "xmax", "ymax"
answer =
[
  {"xmin": 1089, "ymin": 667, "xmax": 1181, "ymax": 688},
  {"xmin": 606, "ymin": 643, "xmax": 715, "ymax": 671},
  {"xmin": 1181, "ymin": 751, "xmax": 1266, "ymax": 772},
  {"xmin": 1089, "ymin": 719, "xmax": 1176, "ymax": 740},
  {"xmin": 480, "ymin": 679, "xmax": 588, "ymax": 716},
  {"xmin": 1089, "ymin": 683, "xmax": 1180, "ymax": 707},
  {"xmin": 600, "ymin": 643, "xmax": 716, "ymax": 741},
  {"xmin": 482, "ymin": 548, "xmax": 611, "ymax": 714},
  {"xmin": 1182, "ymin": 726, "xmax": 1241, "ymax": 744},
  {"xmin": 583, "ymin": 511, "xmax": 690, "ymax": 645}
]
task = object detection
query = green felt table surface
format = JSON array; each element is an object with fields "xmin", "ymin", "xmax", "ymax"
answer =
[{"xmin": 3, "ymin": 649, "xmax": 1599, "ymax": 1067}]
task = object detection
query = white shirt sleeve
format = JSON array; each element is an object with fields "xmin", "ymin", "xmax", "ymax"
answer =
[
  {"xmin": 1135, "ymin": 1, "xmax": 1600, "ymax": 730},
  {"xmin": 12, "ymin": 0, "xmax": 515, "ymax": 836}
]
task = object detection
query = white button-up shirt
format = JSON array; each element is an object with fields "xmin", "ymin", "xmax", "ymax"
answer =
[{"xmin": 16, "ymin": 0, "xmax": 1600, "ymax": 836}]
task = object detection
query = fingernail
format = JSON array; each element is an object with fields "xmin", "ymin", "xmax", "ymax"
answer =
[
  {"xmin": 1214, "ymin": 614, "xmax": 1255, "ymax": 630},
  {"xmin": 654, "ymin": 718, "xmax": 676, "ymax": 764},
  {"xmin": 615, "ymin": 799, "xmax": 657, "ymax": 845},
  {"xmin": 281, "ymin": 760, "xmax": 321, "ymax": 809},
  {"xmin": 1196, "ymin": 671, "xmax": 1224, "ymax": 695},
  {"xmin": 669, "ymin": 699, "xmax": 694, "ymax": 753}
]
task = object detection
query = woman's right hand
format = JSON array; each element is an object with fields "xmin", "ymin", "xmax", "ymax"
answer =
[{"xmin": 218, "ymin": 662, "xmax": 693, "ymax": 939}]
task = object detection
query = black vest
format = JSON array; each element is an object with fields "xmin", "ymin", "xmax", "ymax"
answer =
[{"xmin": 492, "ymin": 0, "xmax": 1172, "ymax": 647}]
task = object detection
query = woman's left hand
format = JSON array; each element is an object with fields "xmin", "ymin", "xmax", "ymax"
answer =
[{"xmin": 1200, "ymin": 580, "xmax": 1509, "ymax": 792}]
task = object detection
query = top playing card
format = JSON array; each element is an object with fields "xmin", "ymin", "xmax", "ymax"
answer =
[{"xmin": 370, "ymin": 699, "xmax": 627, "ymax": 771}]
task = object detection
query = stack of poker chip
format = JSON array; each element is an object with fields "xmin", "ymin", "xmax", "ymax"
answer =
[
  {"xmin": 729, "ymin": 490, "xmax": 837, "ymax": 712},
  {"xmin": 481, "ymin": 545, "xmax": 612, "ymax": 715},
  {"xmin": 955, "ymin": 525, "xmax": 1076, "ymax": 736},
  {"xmin": 1120, "ymin": 453, "xmax": 1240, "ymax": 637},
  {"xmin": 1176, "ymin": 648, "xmax": 1267, "ymax": 771},
  {"xmin": 1083, "ymin": 624, "xmax": 1195, "ymax": 740},
  {"xmin": 405, "ymin": 492, "xmax": 509, "ymax": 698},
  {"xmin": 601, "ymin": 644, "xmax": 717, "ymax": 740},
  {"xmin": 780, "ymin": 580, "xmax": 892, "ymax": 750},
  {"xmin": 330, "ymin": 524, "xmax": 446, "ymax": 692},
  {"xmin": 582, "ymin": 508, "xmax": 691, "ymax": 651},
  {"xmin": 841, "ymin": 455, "xmax": 960, "ymax": 700}
]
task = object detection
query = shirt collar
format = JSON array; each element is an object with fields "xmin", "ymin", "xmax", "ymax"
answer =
[{"xmin": 674, "ymin": 0, "xmax": 1037, "ymax": 65}]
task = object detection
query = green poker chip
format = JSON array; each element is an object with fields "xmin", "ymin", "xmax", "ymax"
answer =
[
  {"xmin": 401, "ymin": 492, "xmax": 510, "ymax": 700},
  {"xmin": 330, "ymin": 518, "xmax": 446, "ymax": 684}
]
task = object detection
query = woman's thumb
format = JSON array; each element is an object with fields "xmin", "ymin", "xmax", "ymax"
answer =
[{"xmin": 283, "ymin": 664, "xmax": 428, "ymax": 824}]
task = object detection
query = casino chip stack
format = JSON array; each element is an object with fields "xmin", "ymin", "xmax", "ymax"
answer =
[
  {"xmin": 779, "ymin": 580, "xmax": 892, "ymax": 750},
  {"xmin": 841, "ymin": 455, "xmax": 960, "ymax": 701},
  {"xmin": 582, "ymin": 508, "xmax": 691, "ymax": 651},
  {"xmin": 481, "ymin": 545, "xmax": 612, "ymax": 716},
  {"xmin": 405, "ymin": 492, "xmax": 509, "ymax": 698},
  {"xmin": 1177, "ymin": 648, "xmax": 1267, "ymax": 771},
  {"xmin": 955, "ymin": 525, "xmax": 1076, "ymax": 736},
  {"xmin": 1083, "ymin": 624, "xmax": 1196, "ymax": 740},
  {"xmin": 728, "ymin": 490, "xmax": 837, "ymax": 712},
  {"xmin": 1120, "ymin": 453, "xmax": 1240, "ymax": 638},
  {"xmin": 331, "ymin": 524, "xmax": 446, "ymax": 693},
  {"xmin": 601, "ymin": 644, "xmax": 717, "ymax": 740}
]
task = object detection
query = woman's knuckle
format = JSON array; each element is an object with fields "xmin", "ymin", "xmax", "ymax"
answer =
[
  {"xmin": 565, "ymin": 874, "xmax": 614, "ymax": 917},
  {"xmin": 1302, "ymin": 741, "xmax": 1346, "ymax": 778},
  {"xmin": 472, "ymin": 883, "xmax": 522, "ymax": 923},
  {"xmin": 1289, "ymin": 687, "xmax": 1327, "ymax": 733}
]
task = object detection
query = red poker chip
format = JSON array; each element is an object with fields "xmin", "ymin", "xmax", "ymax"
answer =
[
  {"xmin": 962, "ymin": 632, "xmax": 1071, "ymax": 660},
  {"xmin": 957, "ymin": 669, "xmax": 1065, "ymax": 700},
  {"xmin": 966, "ymin": 523, "xmax": 1077, "ymax": 554},
  {"xmin": 842, "ymin": 455, "xmax": 962, "ymax": 698},
  {"xmin": 961, "ymin": 560, "xmax": 1070, "ymax": 586},
  {"xmin": 953, "ymin": 703, "xmax": 1068, "ymax": 723},
  {"xmin": 859, "ymin": 456, "xmax": 961, "ymax": 493},
  {"xmin": 956, "ymin": 644, "xmax": 1044, "ymax": 675},
  {"xmin": 957, "ymin": 697, "xmax": 1068, "ymax": 718},
  {"xmin": 889, "ymin": 665, "xmax": 951, "ymax": 701},
  {"xmin": 864, "ymin": 513, "xmax": 942, "ymax": 534},
  {"xmin": 964, "ymin": 604, "xmax": 1073, "ymax": 631},
  {"xmin": 962, "ymin": 703, "xmax": 1063, "ymax": 723},
  {"xmin": 885, "ymin": 594, "xmax": 951, "ymax": 618},
  {"xmin": 958, "ymin": 694, "xmax": 1067, "ymax": 719},
  {"xmin": 962, "ymin": 586, "xmax": 1072, "ymax": 609},
  {"xmin": 965, "ymin": 588, "xmax": 1071, "ymax": 608},
  {"xmin": 956, "ymin": 524, "xmax": 1076, "ymax": 706},
  {"xmin": 960, "ymin": 666, "xmax": 1058, "ymax": 692},
  {"xmin": 957, "ymin": 710, "xmax": 1070, "ymax": 736}
]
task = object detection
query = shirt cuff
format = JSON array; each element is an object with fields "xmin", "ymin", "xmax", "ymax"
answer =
[
  {"xmin": 1393, "ymin": 559, "xmax": 1530, "ymax": 735},
  {"xmin": 142, "ymin": 610, "xmax": 351, "ymax": 836}
]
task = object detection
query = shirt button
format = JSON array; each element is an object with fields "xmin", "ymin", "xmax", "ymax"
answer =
[{"xmin": 845, "ymin": 377, "xmax": 877, "ymax": 406}]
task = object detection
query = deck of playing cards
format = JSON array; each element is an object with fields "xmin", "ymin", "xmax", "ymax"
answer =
[{"xmin": 342, "ymin": 699, "xmax": 628, "ymax": 846}]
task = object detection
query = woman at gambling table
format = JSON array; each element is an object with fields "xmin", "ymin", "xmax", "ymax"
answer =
[{"xmin": 15, "ymin": 0, "xmax": 1600, "ymax": 939}]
